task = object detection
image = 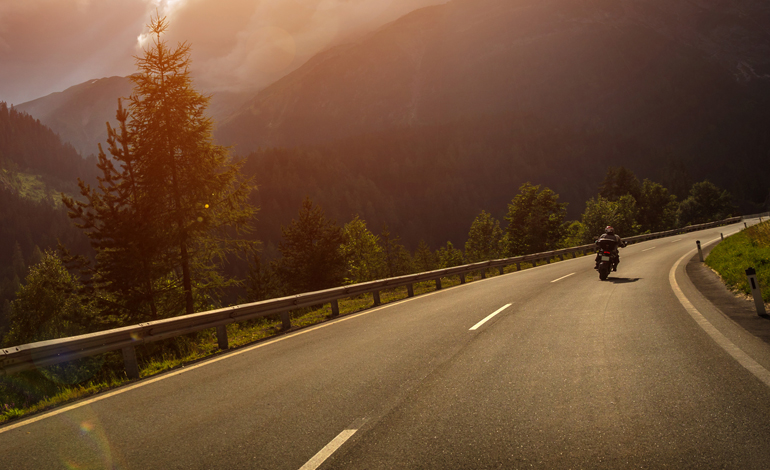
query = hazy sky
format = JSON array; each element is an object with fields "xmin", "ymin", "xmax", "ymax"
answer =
[{"xmin": 0, "ymin": 0, "xmax": 445, "ymax": 105}]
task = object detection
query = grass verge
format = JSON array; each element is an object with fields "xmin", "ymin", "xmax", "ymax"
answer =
[{"xmin": 705, "ymin": 220, "xmax": 770, "ymax": 303}]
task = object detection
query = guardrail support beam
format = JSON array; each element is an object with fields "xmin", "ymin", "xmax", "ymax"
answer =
[
  {"xmin": 407, "ymin": 284, "xmax": 414, "ymax": 297},
  {"xmin": 122, "ymin": 346, "xmax": 139, "ymax": 380},
  {"xmin": 498, "ymin": 266, "xmax": 505, "ymax": 275},
  {"xmin": 216, "ymin": 325, "xmax": 229, "ymax": 350},
  {"xmin": 436, "ymin": 278, "xmax": 442, "ymax": 290},
  {"xmin": 281, "ymin": 311, "xmax": 291, "ymax": 331},
  {"xmin": 516, "ymin": 262, "xmax": 521, "ymax": 271},
  {"xmin": 459, "ymin": 273, "xmax": 465, "ymax": 284},
  {"xmin": 331, "ymin": 300, "xmax": 340, "ymax": 318},
  {"xmin": 373, "ymin": 290, "xmax": 381, "ymax": 306},
  {"xmin": 481, "ymin": 269, "xmax": 486, "ymax": 279}
]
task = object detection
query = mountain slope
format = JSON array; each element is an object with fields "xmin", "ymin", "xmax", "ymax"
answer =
[
  {"xmin": 16, "ymin": 76, "xmax": 252, "ymax": 157},
  {"xmin": 217, "ymin": 0, "xmax": 770, "ymax": 153}
]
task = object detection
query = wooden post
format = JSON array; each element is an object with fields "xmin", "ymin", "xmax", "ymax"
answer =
[
  {"xmin": 373, "ymin": 290, "xmax": 381, "ymax": 306},
  {"xmin": 407, "ymin": 284, "xmax": 414, "ymax": 297},
  {"xmin": 122, "ymin": 346, "xmax": 139, "ymax": 380},
  {"xmin": 331, "ymin": 299, "xmax": 340, "ymax": 318},
  {"xmin": 281, "ymin": 311, "xmax": 291, "ymax": 331},
  {"xmin": 216, "ymin": 325, "xmax": 229, "ymax": 350}
]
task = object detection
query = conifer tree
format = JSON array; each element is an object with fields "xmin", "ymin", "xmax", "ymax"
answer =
[
  {"xmin": 379, "ymin": 224, "xmax": 413, "ymax": 277},
  {"xmin": 505, "ymin": 183, "xmax": 567, "ymax": 256},
  {"xmin": 464, "ymin": 210, "xmax": 503, "ymax": 262},
  {"xmin": 274, "ymin": 198, "xmax": 346, "ymax": 294},
  {"xmin": 64, "ymin": 15, "xmax": 256, "ymax": 319},
  {"xmin": 413, "ymin": 240, "xmax": 437, "ymax": 272}
]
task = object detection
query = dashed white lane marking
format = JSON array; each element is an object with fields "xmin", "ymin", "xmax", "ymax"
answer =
[
  {"xmin": 642, "ymin": 247, "xmax": 656, "ymax": 252},
  {"xmin": 671, "ymin": 239, "xmax": 683, "ymax": 243},
  {"xmin": 551, "ymin": 273, "xmax": 575, "ymax": 283},
  {"xmin": 299, "ymin": 428, "xmax": 358, "ymax": 470},
  {"xmin": 669, "ymin": 234, "xmax": 770, "ymax": 389},
  {"xmin": 470, "ymin": 304, "xmax": 512, "ymax": 331}
]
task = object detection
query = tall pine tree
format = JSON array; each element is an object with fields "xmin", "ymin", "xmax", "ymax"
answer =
[{"xmin": 64, "ymin": 15, "xmax": 256, "ymax": 319}]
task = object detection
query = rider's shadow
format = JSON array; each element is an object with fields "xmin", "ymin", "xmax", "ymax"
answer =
[{"xmin": 605, "ymin": 277, "xmax": 641, "ymax": 284}]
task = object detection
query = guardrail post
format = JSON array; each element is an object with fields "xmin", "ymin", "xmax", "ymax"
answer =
[
  {"xmin": 436, "ymin": 278, "xmax": 442, "ymax": 290},
  {"xmin": 481, "ymin": 269, "xmax": 486, "ymax": 279},
  {"xmin": 281, "ymin": 311, "xmax": 291, "ymax": 331},
  {"xmin": 696, "ymin": 241, "xmax": 704, "ymax": 262},
  {"xmin": 498, "ymin": 266, "xmax": 504, "ymax": 275},
  {"xmin": 459, "ymin": 273, "xmax": 465, "ymax": 284},
  {"xmin": 331, "ymin": 299, "xmax": 340, "ymax": 318},
  {"xmin": 407, "ymin": 284, "xmax": 414, "ymax": 297},
  {"xmin": 216, "ymin": 325, "xmax": 229, "ymax": 350},
  {"xmin": 559, "ymin": 254, "xmax": 564, "ymax": 261},
  {"xmin": 373, "ymin": 290, "xmax": 381, "ymax": 306},
  {"xmin": 745, "ymin": 268, "xmax": 767, "ymax": 315},
  {"xmin": 516, "ymin": 262, "xmax": 521, "ymax": 271},
  {"xmin": 122, "ymin": 346, "xmax": 140, "ymax": 380},
  {"xmin": 546, "ymin": 257, "xmax": 550, "ymax": 264}
]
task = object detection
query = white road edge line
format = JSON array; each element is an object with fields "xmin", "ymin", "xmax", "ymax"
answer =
[
  {"xmin": 551, "ymin": 273, "xmax": 575, "ymax": 283},
  {"xmin": 669, "ymin": 232, "xmax": 770, "ymax": 389},
  {"xmin": 642, "ymin": 247, "xmax": 656, "ymax": 252},
  {"xmin": 299, "ymin": 428, "xmax": 358, "ymax": 470},
  {"xmin": 470, "ymin": 304, "xmax": 512, "ymax": 331}
]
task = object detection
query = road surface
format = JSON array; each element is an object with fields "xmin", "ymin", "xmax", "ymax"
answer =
[{"xmin": 3, "ymin": 220, "xmax": 770, "ymax": 469}]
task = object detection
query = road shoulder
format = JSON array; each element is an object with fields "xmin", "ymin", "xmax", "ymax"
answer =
[{"xmin": 687, "ymin": 243, "xmax": 770, "ymax": 345}]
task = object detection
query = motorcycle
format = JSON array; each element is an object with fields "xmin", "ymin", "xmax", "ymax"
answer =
[{"xmin": 594, "ymin": 238, "xmax": 626, "ymax": 281}]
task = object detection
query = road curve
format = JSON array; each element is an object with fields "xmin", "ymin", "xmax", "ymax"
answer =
[{"xmin": 3, "ymin": 220, "xmax": 770, "ymax": 469}]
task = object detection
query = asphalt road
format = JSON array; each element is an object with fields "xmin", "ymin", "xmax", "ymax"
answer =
[{"xmin": 3, "ymin": 220, "xmax": 770, "ymax": 469}]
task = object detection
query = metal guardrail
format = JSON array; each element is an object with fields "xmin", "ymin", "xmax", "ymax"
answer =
[{"xmin": 0, "ymin": 216, "xmax": 744, "ymax": 379}]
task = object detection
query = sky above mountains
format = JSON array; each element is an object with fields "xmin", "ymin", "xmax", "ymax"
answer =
[{"xmin": 0, "ymin": 0, "xmax": 445, "ymax": 106}]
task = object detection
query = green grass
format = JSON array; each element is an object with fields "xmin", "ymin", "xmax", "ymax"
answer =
[
  {"xmin": 706, "ymin": 221, "xmax": 770, "ymax": 302},
  {"xmin": 0, "ymin": 250, "xmax": 590, "ymax": 424}
]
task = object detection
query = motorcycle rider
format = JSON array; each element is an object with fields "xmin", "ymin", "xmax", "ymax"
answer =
[{"xmin": 595, "ymin": 226, "xmax": 626, "ymax": 271}]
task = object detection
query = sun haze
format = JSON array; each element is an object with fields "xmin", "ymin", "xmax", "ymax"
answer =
[{"xmin": 0, "ymin": 0, "xmax": 447, "ymax": 105}]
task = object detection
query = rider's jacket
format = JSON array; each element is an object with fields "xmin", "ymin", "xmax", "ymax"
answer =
[{"xmin": 597, "ymin": 233, "xmax": 623, "ymax": 252}]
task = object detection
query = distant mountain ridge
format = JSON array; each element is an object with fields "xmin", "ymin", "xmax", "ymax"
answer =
[
  {"xmin": 15, "ymin": 76, "xmax": 253, "ymax": 157},
  {"xmin": 215, "ymin": 0, "xmax": 770, "ymax": 152}
]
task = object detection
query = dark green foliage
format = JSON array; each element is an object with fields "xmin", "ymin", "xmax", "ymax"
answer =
[
  {"xmin": 379, "ymin": 224, "xmax": 414, "ymax": 278},
  {"xmin": 505, "ymin": 183, "xmax": 568, "ymax": 256},
  {"xmin": 245, "ymin": 253, "xmax": 283, "ymax": 302},
  {"xmin": 3, "ymin": 251, "xmax": 97, "ymax": 346},
  {"xmin": 581, "ymin": 195, "xmax": 640, "ymax": 243},
  {"xmin": 413, "ymin": 240, "xmax": 437, "ymax": 272},
  {"xmin": 436, "ymin": 241, "xmax": 464, "ymax": 268},
  {"xmin": 599, "ymin": 167, "xmax": 642, "ymax": 202},
  {"xmin": 340, "ymin": 216, "xmax": 385, "ymax": 283},
  {"xmin": 464, "ymin": 210, "xmax": 503, "ymax": 262},
  {"xmin": 0, "ymin": 102, "xmax": 97, "ymax": 184},
  {"xmin": 274, "ymin": 198, "xmax": 346, "ymax": 294},
  {"xmin": 678, "ymin": 180, "xmax": 737, "ymax": 226},
  {"xmin": 637, "ymin": 179, "xmax": 678, "ymax": 233}
]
